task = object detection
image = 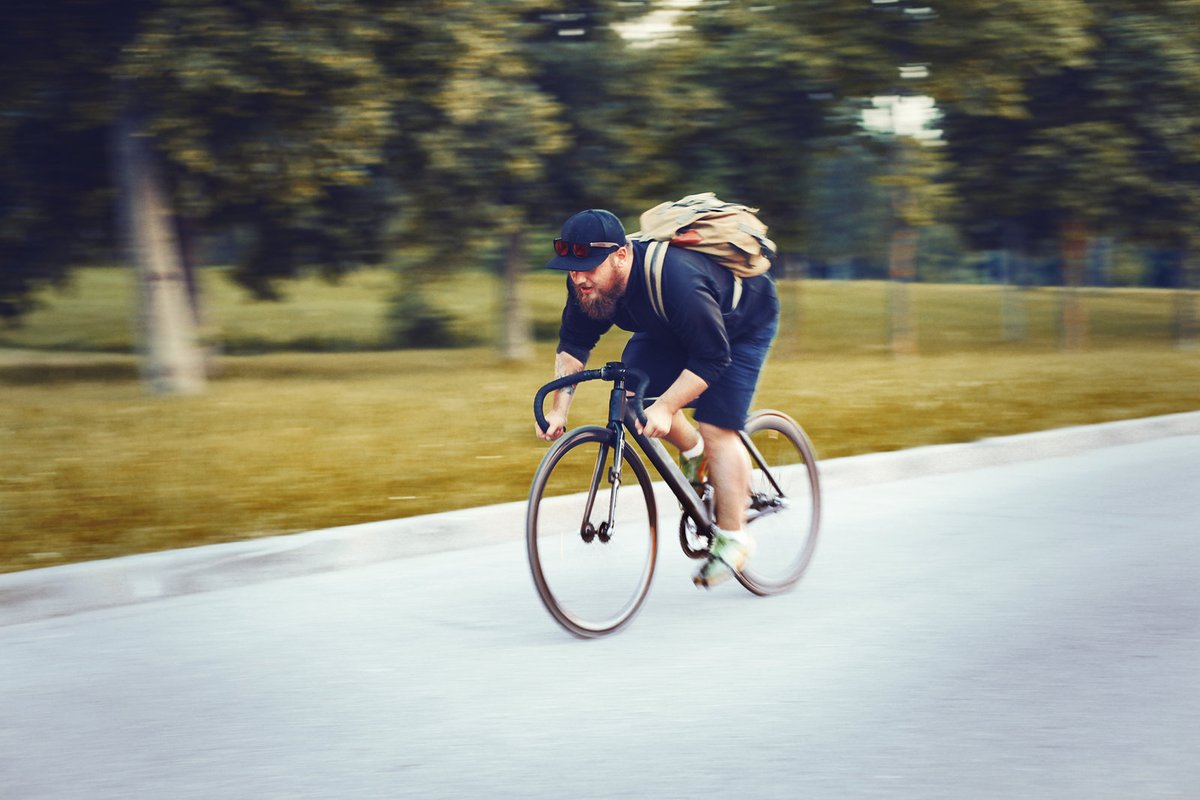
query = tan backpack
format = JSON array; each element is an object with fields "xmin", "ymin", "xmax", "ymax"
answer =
[{"xmin": 630, "ymin": 192, "xmax": 776, "ymax": 322}]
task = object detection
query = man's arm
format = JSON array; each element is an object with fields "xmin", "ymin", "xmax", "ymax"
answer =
[
  {"xmin": 536, "ymin": 349, "xmax": 587, "ymax": 441},
  {"xmin": 640, "ymin": 369, "xmax": 708, "ymax": 439}
]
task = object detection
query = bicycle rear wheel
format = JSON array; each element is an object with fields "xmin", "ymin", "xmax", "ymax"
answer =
[
  {"xmin": 526, "ymin": 426, "xmax": 658, "ymax": 638},
  {"xmin": 735, "ymin": 410, "xmax": 821, "ymax": 596}
]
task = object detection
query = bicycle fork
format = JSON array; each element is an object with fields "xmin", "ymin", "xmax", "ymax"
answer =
[{"xmin": 577, "ymin": 378, "xmax": 631, "ymax": 544}]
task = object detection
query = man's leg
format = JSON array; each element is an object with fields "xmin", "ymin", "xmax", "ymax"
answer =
[
  {"xmin": 691, "ymin": 421, "xmax": 753, "ymax": 587},
  {"xmin": 699, "ymin": 422, "xmax": 750, "ymax": 532}
]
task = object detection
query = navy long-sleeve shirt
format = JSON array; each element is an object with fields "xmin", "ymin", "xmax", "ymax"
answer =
[{"xmin": 556, "ymin": 240, "xmax": 778, "ymax": 387}]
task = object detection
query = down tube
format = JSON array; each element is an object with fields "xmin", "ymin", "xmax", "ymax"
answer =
[{"xmin": 623, "ymin": 408, "xmax": 710, "ymax": 530}]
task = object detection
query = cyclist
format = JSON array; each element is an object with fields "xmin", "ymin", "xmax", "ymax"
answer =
[{"xmin": 535, "ymin": 208, "xmax": 780, "ymax": 588}]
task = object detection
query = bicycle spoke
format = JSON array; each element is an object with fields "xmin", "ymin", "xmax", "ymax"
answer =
[
  {"xmin": 735, "ymin": 411, "xmax": 821, "ymax": 596},
  {"xmin": 527, "ymin": 427, "xmax": 657, "ymax": 637}
]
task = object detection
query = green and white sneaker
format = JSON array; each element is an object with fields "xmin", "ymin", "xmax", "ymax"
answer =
[{"xmin": 692, "ymin": 528, "xmax": 754, "ymax": 589}]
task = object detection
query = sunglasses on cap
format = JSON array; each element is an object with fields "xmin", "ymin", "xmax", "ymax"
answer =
[{"xmin": 553, "ymin": 239, "xmax": 622, "ymax": 258}]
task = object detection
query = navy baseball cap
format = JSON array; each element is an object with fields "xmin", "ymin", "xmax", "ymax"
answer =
[{"xmin": 545, "ymin": 209, "xmax": 627, "ymax": 271}]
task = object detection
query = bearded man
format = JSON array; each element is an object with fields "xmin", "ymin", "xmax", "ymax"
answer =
[{"xmin": 534, "ymin": 208, "xmax": 780, "ymax": 587}]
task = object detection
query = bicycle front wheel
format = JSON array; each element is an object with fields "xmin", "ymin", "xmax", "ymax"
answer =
[
  {"xmin": 526, "ymin": 426, "xmax": 658, "ymax": 638},
  {"xmin": 736, "ymin": 410, "xmax": 821, "ymax": 596}
]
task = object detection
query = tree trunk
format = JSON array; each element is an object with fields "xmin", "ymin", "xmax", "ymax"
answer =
[
  {"xmin": 778, "ymin": 253, "xmax": 804, "ymax": 345},
  {"xmin": 1175, "ymin": 237, "xmax": 1199, "ymax": 350},
  {"xmin": 1000, "ymin": 223, "xmax": 1027, "ymax": 342},
  {"xmin": 888, "ymin": 225, "xmax": 918, "ymax": 357},
  {"xmin": 1060, "ymin": 219, "xmax": 1089, "ymax": 352},
  {"xmin": 499, "ymin": 229, "xmax": 533, "ymax": 361},
  {"xmin": 999, "ymin": 249, "xmax": 1028, "ymax": 342},
  {"xmin": 113, "ymin": 108, "xmax": 206, "ymax": 394}
]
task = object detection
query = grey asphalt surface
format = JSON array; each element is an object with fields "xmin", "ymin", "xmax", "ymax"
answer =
[{"xmin": 1, "ymin": 412, "xmax": 1198, "ymax": 799}]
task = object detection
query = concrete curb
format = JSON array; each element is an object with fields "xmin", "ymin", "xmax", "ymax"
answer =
[
  {"xmin": 2, "ymin": 411, "xmax": 1198, "ymax": 628},
  {"xmin": 817, "ymin": 410, "xmax": 1200, "ymax": 490}
]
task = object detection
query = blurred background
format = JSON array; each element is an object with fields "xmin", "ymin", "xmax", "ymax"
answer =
[{"xmin": 2, "ymin": 0, "xmax": 1198, "ymax": 570}]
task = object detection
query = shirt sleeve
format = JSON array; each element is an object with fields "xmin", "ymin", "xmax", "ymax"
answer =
[{"xmin": 555, "ymin": 276, "xmax": 612, "ymax": 363}]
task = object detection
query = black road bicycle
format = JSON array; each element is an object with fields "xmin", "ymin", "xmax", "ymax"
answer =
[{"xmin": 528, "ymin": 362, "xmax": 821, "ymax": 638}]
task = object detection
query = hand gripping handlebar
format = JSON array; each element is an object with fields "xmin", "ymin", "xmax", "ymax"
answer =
[{"xmin": 534, "ymin": 362, "xmax": 650, "ymax": 434}]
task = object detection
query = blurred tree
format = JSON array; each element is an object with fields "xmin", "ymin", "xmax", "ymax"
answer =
[
  {"xmin": 0, "ymin": 1, "xmax": 147, "ymax": 322},
  {"xmin": 2, "ymin": 0, "xmax": 398, "ymax": 390},
  {"xmin": 527, "ymin": 1, "xmax": 675, "ymax": 214},
  {"xmin": 803, "ymin": 139, "xmax": 891, "ymax": 278},
  {"xmin": 7, "ymin": 0, "xmax": 1200, "ymax": 366},
  {"xmin": 374, "ymin": 0, "xmax": 572, "ymax": 358},
  {"xmin": 667, "ymin": 0, "xmax": 957, "ymax": 353},
  {"xmin": 935, "ymin": 0, "xmax": 1200, "ymax": 345},
  {"xmin": 380, "ymin": 0, "xmax": 660, "ymax": 358},
  {"xmin": 661, "ymin": 0, "xmax": 858, "ymax": 248},
  {"xmin": 117, "ymin": 0, "xmax": 396, "ymax": 293}
]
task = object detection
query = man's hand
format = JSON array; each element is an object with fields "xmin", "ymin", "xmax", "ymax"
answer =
[
  {"xmin": 537, "ymin": 408, "xmax": 569, "ymax": 441},
  {"xmin": 537, "ymin": 350, "xmax": 585, "ymax": 442},
  {"xmin": 639, "ymin": 401, "xmax": 675, "ymax": 439},
  {"xmin": 637, "ymin": 370, "xmax": 708, "ymax": 439}
]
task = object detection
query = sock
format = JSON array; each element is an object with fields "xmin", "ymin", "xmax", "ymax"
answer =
[
  {"xmin": 717, "ymin": 527, "xmax": 748, "ymax": 544},
  {"xmin": 681, "ymin": 439, "xmax": 704, "ymax": 461}
]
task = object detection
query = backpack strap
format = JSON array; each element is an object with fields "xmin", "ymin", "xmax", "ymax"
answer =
[
  {"xmin": 644, "ymin": 240, "xmax": 670, "ymax": 323},
  {"xmin": 644, "ymin": 240, "xmax": 745, "ymax": 323}
]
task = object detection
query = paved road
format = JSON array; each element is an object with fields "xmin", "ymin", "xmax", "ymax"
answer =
[{"xmin": 2, "ymin": 430, "xmax": 1198, "ymax": 799}]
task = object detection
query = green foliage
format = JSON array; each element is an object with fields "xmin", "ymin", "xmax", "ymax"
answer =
[
  {"xmin": 0, "ymin": 1, "xmax": 146, "ymax": 319},
  {"xmin": 119, "ymin": 1, "xmax": 394, "ymax": 208},
  {"xmin": 912, "ymin": 0, "xmax": 1097, "ymax": 117},
  {"xmin": 5, "ymin": 0, "xmax": 1200, "ymax": 326},
  {"xmin": 662, "ymin": 1, "xmax": 853, "ymax": 240},
  {"xmin": 802, "ymin": 140, "xmax": 890, "ymax": 272},
  {"xmin": 917, "ymin": 225, "xmax": 980, "ymax": 284},
  {"xmin": 4, "ymin": 278, "xmax": 1199, "ymax": 572},
  {"xmin": 385, "ymin": 290, "xmax": 458, "ymax": 349},
  {"xmin": 118, "ymin": 0, "xmax": 400, "ymax": 297},
  {"xmin": 939, "ymin": 0, "xmax": 1200, "ymax": 251}
]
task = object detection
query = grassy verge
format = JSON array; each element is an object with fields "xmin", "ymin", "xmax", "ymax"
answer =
[{"xmin": 2, "ymin": 270, "xmax": 1197, "ymax": 573}]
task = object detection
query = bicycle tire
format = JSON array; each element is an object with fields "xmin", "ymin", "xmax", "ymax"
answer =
[
  {"xmin": 526, "ymin": 425, "xmax": 658, "ymax": 638},
  {"xmin": 734, "ymin": 410, "xmax": 821, "ymax": 596}
]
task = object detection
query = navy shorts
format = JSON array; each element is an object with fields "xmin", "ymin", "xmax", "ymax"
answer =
[{"xmin": 622, "ymin": 315, "xmax": 779, "ymax": 431}]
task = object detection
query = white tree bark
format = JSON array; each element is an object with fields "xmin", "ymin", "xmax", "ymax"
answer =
[
  {"xmin": 1060, "ymin": 220, "xmax": 1088, "ymax": 352},
  {"xmin": 500, "ymin": 229, "xmax": 532, "ymax": 361},
  {"xmin": 1175, "ymin": 238, "xmax": 1198, "ymax": 351},
  {"xmin": 113, "ymin": 110, "xmax": 206, "ymax": 394},
  {"xmin": 888, "ymin": 226, "xmax": 918, "ymax": 358}
]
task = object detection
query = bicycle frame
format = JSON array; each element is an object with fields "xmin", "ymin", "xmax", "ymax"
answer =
[
  {"xmin": 530, "ymin": 362, "xmax": 822, "ymax": 634},
  {"xmin": 571, "ymin": 366, "xmax": 708, "ymax": 536},
  {"xmin": 535, "ymin": 361, "xmax": 788, "ymax": 543},
  {"xmin": 608, "ymin": 378, "xmax": 787, "ymax": 537}
]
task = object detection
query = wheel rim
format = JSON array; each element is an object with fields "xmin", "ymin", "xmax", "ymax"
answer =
[
  {"xmin": 527, "ymin": 428, "xmax": 657, "ymax": 636},
  {"xmin": 737, "ymin": 412, "xmax": 821, "ymax": 595}
]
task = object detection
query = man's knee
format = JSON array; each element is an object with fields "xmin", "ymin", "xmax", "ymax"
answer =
[{"xmin": 698, "ymin": 422, "xmax": 740, "ymax": 449}]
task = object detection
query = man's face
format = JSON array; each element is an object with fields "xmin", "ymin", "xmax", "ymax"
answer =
[{"xmin": 569, "ymin": 247, "xmax": 628, "ymax": 320}]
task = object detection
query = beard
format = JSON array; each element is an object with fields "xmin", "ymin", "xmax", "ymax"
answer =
[{"xmin": 572, "ymin": 281, "xmax": 622, "ymax": 321}]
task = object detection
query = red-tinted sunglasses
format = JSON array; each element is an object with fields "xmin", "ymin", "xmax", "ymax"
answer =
[{"xmin": 553, "ymin": 239, "xmax": 621, "ymax": 258}]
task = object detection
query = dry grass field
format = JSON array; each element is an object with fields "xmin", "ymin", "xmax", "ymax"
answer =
[{"xmin": 2, "ymin": 268, "xmax": 1197, "ymax": 573}]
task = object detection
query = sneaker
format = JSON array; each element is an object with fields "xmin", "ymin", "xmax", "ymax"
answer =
[
  {"xmin": 680, "ymin": 451, "xmax": 707, "ymax": 485},
  {"xmin": 692, "ymin": 529, "xmax": 754, "ymax": 589}
]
